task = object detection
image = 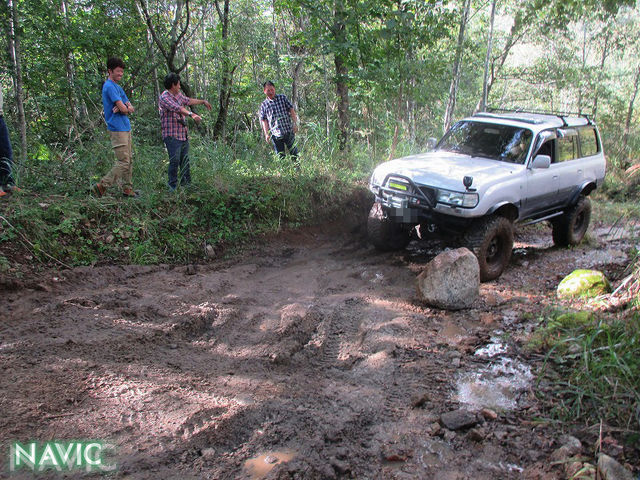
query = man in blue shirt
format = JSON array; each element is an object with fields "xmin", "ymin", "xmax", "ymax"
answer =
[
  {"xmin": 92, "ymin": 57, "xmax": 138, "ymax": 197},
  {"xmin": 259, "ymin": 81, "xmax": 299, "ymax": 160}
]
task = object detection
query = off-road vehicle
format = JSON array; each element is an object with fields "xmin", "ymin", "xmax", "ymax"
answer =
[{"xmin": 368, "ymin": 111, "xmax": 606, "ymax": 281}]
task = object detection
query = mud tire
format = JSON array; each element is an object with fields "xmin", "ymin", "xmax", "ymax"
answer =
[
  {"xmin": 464, "ymin": 215, "xmax": 514, "ymax": 282},
  {"xmin": 367, "ymin": 202, "xmax": 411, "ymax": 251},
  {"xmin": 551, "ymin": 196, "xmax": 592, "ymax": 247}
]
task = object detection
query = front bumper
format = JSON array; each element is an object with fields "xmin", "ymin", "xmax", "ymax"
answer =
[{"xmin": 370, "ymin": 174, "xmax": 474, "ymax": 232}]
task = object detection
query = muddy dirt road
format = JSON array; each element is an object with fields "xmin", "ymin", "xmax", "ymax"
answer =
[{"xmin": 0, "ymin": 222, "xmax": 631, "ymax": 479}]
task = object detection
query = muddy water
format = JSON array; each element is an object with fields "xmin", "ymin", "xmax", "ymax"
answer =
[{"xmin": 244, "ymin": 450, "xmax": 297, "ymax": 479}]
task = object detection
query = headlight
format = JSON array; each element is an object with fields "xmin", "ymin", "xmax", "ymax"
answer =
[{"xmin": 436, "ymin": 189, "xmax": 478, "ymax": 208}]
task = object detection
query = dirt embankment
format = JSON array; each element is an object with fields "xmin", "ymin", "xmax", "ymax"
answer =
[{"xmin": 0, "ymin": 220, "xmax": 634, "ymax": 479}]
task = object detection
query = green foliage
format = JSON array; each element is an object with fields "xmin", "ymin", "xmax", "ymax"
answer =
[
  {"xmin": 0, "ymin": 135, "xmax": 370, "ymax": 268},
  {"xmin": 530, "ymin": 310, "xmax": 640, "ymax": 431}
]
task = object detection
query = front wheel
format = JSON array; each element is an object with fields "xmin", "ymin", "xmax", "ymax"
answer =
[
  {"xmin": 552, "ymin": 196, "xmax": 592, "ymax": 247},
  {"xmin": 367, "ymin": 202, "xmax": 411, "ymax": 251},
  {"xmin": 464, "ymin": 215, "xmax": 514, "ymax": 282}
]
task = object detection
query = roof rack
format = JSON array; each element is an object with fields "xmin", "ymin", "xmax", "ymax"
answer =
[{"xmin": 483, "ymin": 107, "xmax": 594, "ymax": 126}]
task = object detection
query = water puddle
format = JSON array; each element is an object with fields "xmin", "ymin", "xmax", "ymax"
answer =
[
  {"xmin": 244, "ymin": 450, "xmax": 296, "ymax": 479},
  {"xmin": 437, "ymin": 321, "xmax": 466, "ymax": 344},
  {"xmin": 456, "ymin": 339, "xmax": 533, "ymax": 411}
]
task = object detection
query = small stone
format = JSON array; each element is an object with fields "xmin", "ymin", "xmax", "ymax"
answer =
[
  {"xmin": 468, "ymin": 428, "xmax": 485, "ymax": 442},
  {"xmin": 494, "ymin": 430, "xmax": 508, "ymax": 441},
  {"xmin": 205, "ymin": 244, "xmax": 216, "ymax": 258},
  {"xmin": 598, "ymin": 454, "xmax": 635, "ymax": 480},
  {"xmin": 480, "ymin": 408, "xmax": 498, "ymax": 420},
  {"xmin": 105, "ymin": 234, "xmax": 115, "ymax": 244},
  {"xmin": 451, "ymin": 357, "xmax": 461, "ymax": 368},
  {"xmin": 264, "ymin": 455, "xmax": 278, "ymax": 464},
  {"xmin": 169, "ymin": 343, "xmax": 178, "ymax": 349},
  {"xmin": 440, "ymin": 409, "xmax": 477, "ymax": 430},
  {"xmin": 201, "ymin": 448, "xmax": 216, "ymax": 459},
  {"xmin": 444, "ymin": 430, "xmax": 456, "ymax": 442},
  {"xmin": 411, "ymin": 393, "xmax": 430, "ymax": 408},
  {"xmin": 330, "ymin": 457, "xmax": 350, "ymax": 474}
]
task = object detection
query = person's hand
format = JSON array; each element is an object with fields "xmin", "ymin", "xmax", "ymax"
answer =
[
  {"xmin": 192, "ymin": 114, "xmax": 202, "ymax": 123},
  {"xmin": 264, "ymin": 133, "xmax": 270, "ymax": 143},
  {"xmin": 127, "ymin": 104, "xmax": 135, "ymax": 113},
  {"xmin": 203, "ymin": 100, "xmax": 212, "ymax": 111}
]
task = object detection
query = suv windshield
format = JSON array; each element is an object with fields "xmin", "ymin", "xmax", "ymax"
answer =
[{"xmin": 436, "ymin": 121, "xmax": 533, "ymax": 164}]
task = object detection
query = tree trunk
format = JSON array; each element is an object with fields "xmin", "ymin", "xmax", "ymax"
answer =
[
  {"xmin": 212, "ymin": 0, "xmax": 234, "ymax": 140},
  {"xmin": 479, "ymin": 0, "xmax": 497, "ymax": 112},
  {"xmin": 291, "ymin": 60, "xmax": 304, "ymax": 110},
  {"xmin": 443, "ymin": 0, "xmax": 471, "ymax": 133},
  {"xmin": 592, "ymin": 35, "xmax": 609, "ymax": 122},
  {"xmin": 61, "ymin": 0, "xmax": 80, "ymax": 139},
  {"xmin": 333, "ymin": 0, "xmax": 349, "ymax": 152},
  {"xmin": 622, "ymin": 64, "xmax": 640, "ymax": 166},
  {"xmin": 7, "ymin": 0, "xmax": 27, "ymax": 164},
  {"xmin": 388, "ymin": 84, "xmax": 403, "ymax": 161}
]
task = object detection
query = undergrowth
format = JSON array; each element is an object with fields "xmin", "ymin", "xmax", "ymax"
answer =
[
  {"xmin": 0, "ymin": 129, "xmax": 375, "ymax": 271},
  {"xmin": 529, "ymin": 307, "xmax": 640, "ymax": 447}
]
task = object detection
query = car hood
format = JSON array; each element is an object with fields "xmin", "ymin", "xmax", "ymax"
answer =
[{"xmin": 370, "ymin": 151, "xmax": 522, "ymax": 191}]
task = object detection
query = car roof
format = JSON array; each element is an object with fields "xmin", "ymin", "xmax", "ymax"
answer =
[{"xmin": 467, "ymin": 112, "xmax": 592, "ymax": 131}]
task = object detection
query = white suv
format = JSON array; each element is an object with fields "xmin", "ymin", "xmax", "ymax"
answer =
[{"xmin": 368, "ymin": 111, "xmax": 606, "ymax": 281}]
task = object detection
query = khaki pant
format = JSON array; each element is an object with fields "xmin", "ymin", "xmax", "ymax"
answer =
[{"xmin": 100, "ymin": 130, "xmax": 133, "ymax": 190}]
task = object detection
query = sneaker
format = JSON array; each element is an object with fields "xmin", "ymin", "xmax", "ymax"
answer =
[
  {"xmin": 91, "ymin": 183, "xmax": 106, "ymax": 197},
  {"xmin": 122, "ymin": 188, "xmax": 140, "ymax": 198},
  {"xmin": 0, "ymin": 189, "xmax": 7, "ymax": 198}
]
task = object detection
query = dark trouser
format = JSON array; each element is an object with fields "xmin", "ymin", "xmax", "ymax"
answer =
[
  {"xmin": 163, "ymin": 136, "xmax": 191, "ymax": 190},
  {"xmin": 0, "ymin": 115, "xmax": 15, "ymax": 187},
  {"xmin": 271, "ymin": 131, "xmax": 298, "ymax": 159}
]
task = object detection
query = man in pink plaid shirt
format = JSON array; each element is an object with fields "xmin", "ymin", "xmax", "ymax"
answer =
[{"xmin": 159, "ymin": 73, "xmax": 211, "ymax": 191}]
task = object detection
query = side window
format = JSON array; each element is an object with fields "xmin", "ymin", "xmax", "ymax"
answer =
[
  {"xmin": 578, "ymin": 127, "xmax": 599, "ymax": 157},
  {"xmin": 537, "ymin": 139, "xmax": 555, "ymax": 163},
  {"xmin": 557, "ymin": 135, "xmax": 578, "ymax": 162}
]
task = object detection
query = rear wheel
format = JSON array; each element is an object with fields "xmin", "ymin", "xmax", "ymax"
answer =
[
  {"xmin": 464, "ymin": 215, "xmax": 514, "ymax": 282},
  {"xmin": 552, "ymin": 196, "xmax": 591, "ymax": 247},
  {"xmin": 367, "ymin": 202, "xmax": 411, "ymax": 251}
]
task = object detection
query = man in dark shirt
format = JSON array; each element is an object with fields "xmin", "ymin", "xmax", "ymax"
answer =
[{"xmin": 259, "ymin": 81, "xmax": 299, "ymax": 160}]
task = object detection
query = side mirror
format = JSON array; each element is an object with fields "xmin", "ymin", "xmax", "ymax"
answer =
[{"xmin": 531, "ymin": 154, "xmax": 551, "ymax": 169}]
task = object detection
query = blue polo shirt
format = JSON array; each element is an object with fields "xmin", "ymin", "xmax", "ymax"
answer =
[{"xmin": 102, "ymin": 79, "xmax": 131, "ymax": 132}]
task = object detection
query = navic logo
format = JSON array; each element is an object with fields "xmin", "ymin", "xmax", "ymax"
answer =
[{"xmin": 9, "ymin": 441, "xmax": 116, "ymax": 473}]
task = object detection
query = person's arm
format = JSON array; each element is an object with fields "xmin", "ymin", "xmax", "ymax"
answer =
[
  {"xmin": 290, "ymin": 108, "xmax": 298, "ymax": 134},
  {"xmin": 160, "ymin": 94, "xmax": 202, "ymax": 123},
  {"xmin": 261, "ymin": 119, "xmax": 271, "ymax": 142},
  {"xmin": 188, "ymin": 98, "xmax": 212, "ymax": 111},
  {"xmin": 112, "ymin": 100, "xmax": 134, "ymax": 114}
]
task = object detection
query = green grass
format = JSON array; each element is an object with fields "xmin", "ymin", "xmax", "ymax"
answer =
[
  {"xmin": 0, "ymin": 129, "xmax": 375, "ymax": 270},
  {"xmin": 530, "ymin": 309, "xmax": 640, "ymax": 433}
]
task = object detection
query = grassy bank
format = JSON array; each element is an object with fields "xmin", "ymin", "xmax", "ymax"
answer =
[{"xmin": 0, "ymin": 134, "xmax": 375, "ymax": 273}]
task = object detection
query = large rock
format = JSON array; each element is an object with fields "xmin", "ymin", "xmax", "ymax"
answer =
[
  {"xmin": 416, "ymin": 248, "xmax": 479, "ymax": 310},
  {"xmin": 557, "ymin": 269, "xmax": 612, "ymax": 299}
]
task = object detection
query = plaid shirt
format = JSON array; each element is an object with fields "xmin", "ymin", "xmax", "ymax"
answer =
[
  {"xmin": 159, "ymin": 90, "xmax": 191, "ymax": 141},
  {"xmin": 259, "ymin": 94, "xmax": 294, "ymax": 137}
]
